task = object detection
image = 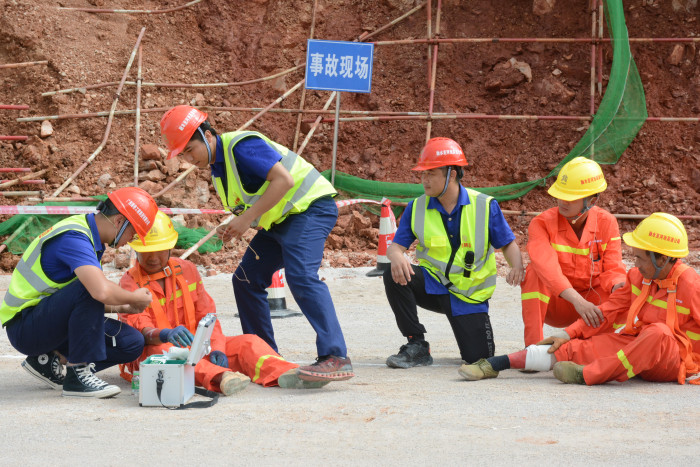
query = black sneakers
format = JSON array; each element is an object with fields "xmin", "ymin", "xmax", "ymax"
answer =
[
  {"xmin": 62, "ymin": 364, "xmax": 121, "ymax": 398},
  {"xmin": 386, "ymin": 340, "xmax": 433, "ymax": 369},
  {"xmin": 22, "ymin": 353, "xmax": 65, "ymax": 389}
]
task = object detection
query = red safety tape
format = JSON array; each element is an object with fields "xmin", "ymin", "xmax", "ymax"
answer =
[{"xmin": 0, "ymin": 199, "xmax": 388, "ymax": 216}]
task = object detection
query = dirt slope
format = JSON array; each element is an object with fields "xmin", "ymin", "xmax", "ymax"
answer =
[{"xmin": 0, "ymin": 0, "xmax": 698, "ymax": 272}]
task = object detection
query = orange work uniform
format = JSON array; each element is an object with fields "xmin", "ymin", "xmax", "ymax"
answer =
[
  {"xmin": 554, "ymin": 261, "xmax": 700, "ymax": 385},
  {"xmin": 120, "ymin": 258, "xmax": 297, "ymax": 391},
  {"xmin": 521, "ymin": 206, "xmax": 626, "ymax": 345}
]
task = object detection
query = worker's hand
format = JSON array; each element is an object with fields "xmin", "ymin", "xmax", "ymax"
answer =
[
  {"xmin": 611, "ymin": 281, "xmax": 625, "ymax": 293},
  {"xmin": 159, "ymin": 326, "xmax": 194, "ymax": 348},
  {"xmin": 390, "ymin": 254, "xmax": 414, "ymax": 286},
  {"xmin": 120, "ymin": 304, "xmax": 147, "ymax": 315},
  {"xmin": 505, "ymin": 265, "xmax": 525, "ymax": 286},
  {"xmin": 217, "ymin": 216, "xmax": 250, "ymax": 243},
  {"xmin": 209, "ymin": 351, "xmax": 229, "ymax": 369},
  {"xmin": 130, "ymin": 288, "xmax": 153, "ymax": 311},
  {"xmin": 574, "ymin": 299, "xmax": 604, "ymax": 328},
  {"xmin": 536, "ymin": 336, "xmax": 570, "ymax": 354}
]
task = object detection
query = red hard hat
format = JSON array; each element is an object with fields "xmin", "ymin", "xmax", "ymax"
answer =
[
  {"xmin": 412, "ymin": 137, "xmax": 468, "ymax": 171},
  {"xmin": 159, "ymin": 105, "xmax": 208, "ymax": 160},
  {"xmin": 107, "ymin": 187, "xmax": 159, "ymax": 244}
]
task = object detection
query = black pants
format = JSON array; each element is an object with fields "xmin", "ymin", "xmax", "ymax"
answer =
[{"xmin": 383, "ymin": 265, "xmax": 495, "ymax": 363}]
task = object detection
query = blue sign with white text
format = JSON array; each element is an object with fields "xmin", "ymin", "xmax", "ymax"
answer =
[{"xmin": 305, "ymin": 40, "xmax": 374, "ymax": 93}]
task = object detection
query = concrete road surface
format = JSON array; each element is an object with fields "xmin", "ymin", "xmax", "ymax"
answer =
[{"xmin": 0, "ymin": 268, "xmax": 697, "ymax": 465}]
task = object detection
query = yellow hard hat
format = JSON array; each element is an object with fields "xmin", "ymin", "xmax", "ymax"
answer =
[
  {"xmin": 622, "ymin": 212, "xmax": 689, "ymax": 258},
  {"xmin": 547, "ymin": 156, "xmax": 607, "ymax": 201},
  {"xmin": 129, "ymin": 210, "xmax": 178, "ymax": 253}
]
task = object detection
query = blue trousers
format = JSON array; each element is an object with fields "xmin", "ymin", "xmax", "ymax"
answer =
[
  {"xmin": 5, "ymin": 279, "xmax": 144, "ymax": 372},
  {"xmin": 233, "ymin": 197, "xmax": 348, "ymax": 358}
]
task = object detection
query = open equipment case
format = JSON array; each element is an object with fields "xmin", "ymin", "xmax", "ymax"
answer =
[{"xmin": 139, "ymin": 313, "xmax": 218, "ymax": 408}]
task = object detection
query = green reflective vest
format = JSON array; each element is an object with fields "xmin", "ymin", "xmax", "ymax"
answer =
[
  {"xmin": 0, "ymin": 215, "xmax": 98, "ymax": 325},
  {"xmin": 213, "ymin": 131, "xmax": 337, "ymax": 230},
  {"xmin": 411, "ymin": 189, "xmax": 497, "ymax": 304}
]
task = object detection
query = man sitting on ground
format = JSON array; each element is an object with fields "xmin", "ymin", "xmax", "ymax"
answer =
[
  {"xmin": 119, "ymin": 211, "xmax": 330, "ymax": 395},
  {"xmin": 459, "ymin": 213, "xmax": 700, "ymax": 386}
]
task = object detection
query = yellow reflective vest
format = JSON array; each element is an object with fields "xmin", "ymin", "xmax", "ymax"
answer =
[
  {"xmin": 213, "ymin": 131, "xmax": 337, "ymax": 230},
  {"xmin": 411, "ymin": 189, "xmax": 497, "ymax": 304},
  {"xmin": 0, "ymin": 215, "xmax": 98, "ymax": 325}
]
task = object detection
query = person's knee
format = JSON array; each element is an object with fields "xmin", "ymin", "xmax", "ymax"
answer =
[{"xmin": 121, "ymin": 328, "xmax": 145, "ymax": 362}]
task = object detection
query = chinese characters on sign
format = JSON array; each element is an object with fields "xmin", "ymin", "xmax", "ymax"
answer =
[{"xmin": 305, "ymin": 40, "xmax": 374, "ymax": 93}]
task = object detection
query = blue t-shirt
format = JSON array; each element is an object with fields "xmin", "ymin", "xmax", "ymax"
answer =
[
  {"xmin": 393, "ymin": 186, "xmax": 515, "ymax": 316},
  {"xmin": 40, "ymin": 214, "xmax": 104, "ymax": 283},
  {"xmin": 210, "ymin": 134, "xmax": 282, "ymax": 194}
]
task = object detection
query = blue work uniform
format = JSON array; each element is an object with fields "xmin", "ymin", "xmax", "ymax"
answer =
[
  {"xmin": 5, "ymin": 214, "xmax": 144, "ymax": 370},
  {"xmin": 212, "ymin": 135, "xmax": 347, "ymax": 358}
]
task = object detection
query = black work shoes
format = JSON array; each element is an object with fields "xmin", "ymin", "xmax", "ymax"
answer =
[
  {"xmin": 386, "ymin": 340, "xmax": 433, "ymax": 369},
  {"xmin": 22, "ymin": 353, "xmax": 65, "ymax": 389},
  {"xmin": 62, "ymin": 363, "xmax": 121, "ymax": 398}
]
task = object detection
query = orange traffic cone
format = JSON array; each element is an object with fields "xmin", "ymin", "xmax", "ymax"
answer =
[
  {"xmin": 267, "ymin": 269, "xmax": 302, "ymax": 319},
  {"xmin": 366, "ymin": 198, "xmax": 397, "ymax": 277}
]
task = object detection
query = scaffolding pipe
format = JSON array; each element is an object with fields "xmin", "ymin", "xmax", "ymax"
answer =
[
  {"xmin": 180, "ymin": 214, "xmax": 235, "ymax": 260},
  {"xmin": 21, "ymin": 106, "xmax": 517, "ymax": 122},
  {"xmin": 293, "ymin": 0, "xmax": 318, "ymax": 152},
  {"xmin": 306, "ymin": 114, "xmax": 593, "ymax": 123},
  {"xmin": 0, "ymin": 60, "xmax": 48, "ymax": 69},
  {"xmin": 58, "ymin": 0, "xmax": 203, "ymax": 14},
  {"xmin": 501, "ymin": 210, "xmax": 700, "ymax": 221},
  {"xmin": 0, "ymin": 170, "xmax": 47, "ymax": 190},
  {"xmin": 0, "ymin": 180, "xmax": 45, "ymax": 185},
  {"xmin": 52, "ymin": 27, "xmax": 146, "ymax": 198},
  {"xmin": 427, "ymin": 0, "xmax": 432, "ymax": 85},
  {"xmin": 238, "ymin": 79, "xmax": 304, "ymax": 132},
  {"xmin": 134, "ymin": 45, "xmax": 143, "ymax": 187},
  {"xmin": 0, "ymin": 217, "xmax": 34, "ymax": 255},
  {"xmin": 597, "ymin": 0, "xmax": 604, "ymax": 95},
  {"xmin": 361, "ymin": 1, "xmax": 426, "ymax": 43},
  {"xmin": 372, "ymin": 37, "xmax": 700, "ymax": 46},
  {"xmin": 0, "ymin": 105, "xmax": 29, "ymax": 110},
  {"xmin": 425, "ymin": 0, "xmax": 441, "ymax": 144},
  {"xmin": 590, "ymin": 2, "xmax": 596, "ymax": 115},
  {"xmin": 41, "ymin": 65, "xmax": 304, "ymax": 96},
  {"xmin": 0, "ymin": 136, "xmax": 28, "ymax": 141},
  {"xmin": 0, "ymin": 191, "xmax": 42, "ymax": 197},
  {"xmin": 296, "ymin": 92, "xmax": 337, "ymax": 156}
]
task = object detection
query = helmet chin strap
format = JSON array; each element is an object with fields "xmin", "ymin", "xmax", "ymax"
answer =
[
  {"xmin": 437, "ymin": 167, "xmax": 452, "ymax": 199},
  {"xmin": 197, "ymin": 127, "xmax": 213, "ymax": 164},
  {"xmin": 566, "ymin": 197, "xmax": 595, "ymax": 225},
  {"xmin": 112, "ymin": 218, "xmax": 131, "ymax": 248},
  {"xmin": 649, "ymin": 251, "xmax": 670, "ymax": 280}
]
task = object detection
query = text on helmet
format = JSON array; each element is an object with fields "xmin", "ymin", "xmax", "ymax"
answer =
[
  {"xmin": 126, "ymin": 200, "xmax": 151, "ymax": 226},
  {"xmin": 580, "ymin": 173, "xmax": 603, "ymax": 185},
  {"xmin": 178, "ymin": 108, "xmax": 199, "ymax": 131},
  {"xmin": 435, "ymin": 149, "xmax": 461, "ymax": 156},
  {"xmin": 648, "ymin": 231, "xmax": 680, "ymax": 244}
]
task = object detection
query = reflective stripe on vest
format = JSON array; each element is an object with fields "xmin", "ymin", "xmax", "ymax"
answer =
[
  {"xmin": 213, "ymin": 131, "xmax": 336, "ymax": 229},
  {"xmin": 411, "ymin": 190, "xmax": 497, "ymax": 303},
  {"xmin": 0, "ymin": 216, "xmax": 96, "ymax": 325},
  {"xmin": 630, "ymin": 284, "xmax": 691, "ymax": 315}
]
